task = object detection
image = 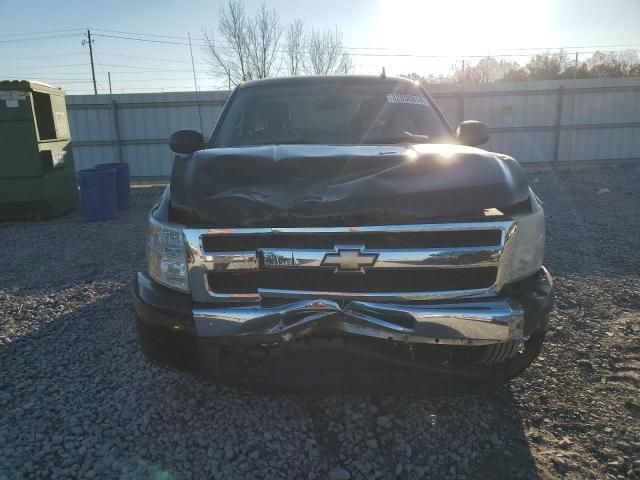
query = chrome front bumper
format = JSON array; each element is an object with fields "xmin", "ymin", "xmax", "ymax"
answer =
[{"xmin": 193, "ymin": 296, "xmax": 524, "ymax": 346}]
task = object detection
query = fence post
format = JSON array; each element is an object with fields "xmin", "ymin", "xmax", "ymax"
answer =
[
  {"xmin": 553, "ymin": 86, "xmax": 564, "ymax": 162},
  {"xmin": 111, "ymin": 99, "xmax": 123, "ymax": 163},
  {"xmin": 458, "ymin": 85, "xmax": 465, "ymax": 124}
]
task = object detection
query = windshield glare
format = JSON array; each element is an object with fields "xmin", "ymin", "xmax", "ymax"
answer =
[{"xmin": 213, "ymin": 81, "xmax": 452, "ymax": 147}]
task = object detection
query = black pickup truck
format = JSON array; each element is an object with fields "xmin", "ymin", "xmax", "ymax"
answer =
[{"xmin": 132, "ymin": 75, "xmax": 553, "ymax": 389}]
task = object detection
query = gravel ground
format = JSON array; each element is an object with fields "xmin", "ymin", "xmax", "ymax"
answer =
[{"xmin": 1, "ymin": 166, "xmax": 639, "ymax": 480}]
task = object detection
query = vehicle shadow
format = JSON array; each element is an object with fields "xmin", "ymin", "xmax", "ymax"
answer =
[
  {"xmin": 0, "ymin": 289, "xmax": 542, "ymax": 480},
  {"xmin": 287, "ymin": 367, "xmax": 542, "ymax": 480}
]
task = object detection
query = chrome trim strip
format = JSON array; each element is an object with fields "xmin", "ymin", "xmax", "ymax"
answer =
[
  {"xmin": 201, "ymin": 262, "xmax": 260, "ymax": 301},
  {"xmin": 257, "ymin": 287, "xmax": 498, "ymax": 302},
  {"xmin": 193, "ymin": 297, "xmax": 523, "ymax": 345},
  {"xmin": 494, "ymin": 221, "xmax": 517, "ymax": 289},
  {"xmin": 197, "ymin": 221, "xmax": 513, "ymax": 235}
]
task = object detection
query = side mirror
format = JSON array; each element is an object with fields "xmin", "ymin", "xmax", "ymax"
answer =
[
  {"xmin": 456, "ymin": 121, "xmax": 489, "ymax": 147},
  {"xmin": 170, "ymin": 129, "xmax": 204, "ymax": 154}
]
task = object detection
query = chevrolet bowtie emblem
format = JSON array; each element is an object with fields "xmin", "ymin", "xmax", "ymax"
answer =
[{"xmin": 321, "ymin": 246, "xmax": 378, "ymax": 273}]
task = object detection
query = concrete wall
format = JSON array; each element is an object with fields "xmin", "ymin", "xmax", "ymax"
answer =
[{"xmin": 66, "ymin": 77, "xmax": 640, "ymax": 177}]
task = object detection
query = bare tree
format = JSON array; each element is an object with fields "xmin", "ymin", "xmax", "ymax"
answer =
[
  {"xmin": 526, "ymin": 50, "xmax": 570, "ymax": 80},
  {"xmin": 404, "ymin": 50, "xmax": 640, "ymax": 85},
  {"xmin": 304, "ymin": 27, "xmax": 352, "ymax": 75},
  {"xmin": 245, "ymin": 3, "xmax": 282, "ymax": 79},
  {"xmin": 284, "ymin": 19, "xmax": 305, "ymax": 75},
  {"xmin": 204, "ymin": 1, "xmax": 356, "ymax": 83},
  {"xmin": 476, "ymin": 57, "xmax": 521, "ymax": 83},
  {"xmin": 338, "ymin": 52, "xmax": 354, "ymax": 74},
  {"xmin": 587, "ymin": 50, "xmax": 640, "ymax": 77},
  {"xmin": 203, "ymin": 0, "xmax": 282, "ymax": 86},
  {"xmin": 401, "ymin": 72, "xmax": 457, "ymax": 85},
  {"xmin": 203, "ymin": 0, "xmax": 251, "ymax": 86},
  {"xmin": 453, "ymin": 57, "xmax": 521, "ymax": 84}
]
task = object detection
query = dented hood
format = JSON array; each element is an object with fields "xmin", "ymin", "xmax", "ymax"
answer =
[{"xmin": 169, "ymin": 144, "xmax": 530, "ymax": 227}]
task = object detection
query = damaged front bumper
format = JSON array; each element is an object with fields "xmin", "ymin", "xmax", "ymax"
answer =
[
  {"xmin": 132, "ymin": 268, "xmax": 553, "ymax": 381},
  {"xmin": 193, "ymin": 297, "xmax": 524, "ymax": 346}
]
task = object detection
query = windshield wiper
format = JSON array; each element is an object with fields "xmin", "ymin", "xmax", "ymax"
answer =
[{"xmin": 360, "ymin": 131, "xmax": 432, "ymax": 145}]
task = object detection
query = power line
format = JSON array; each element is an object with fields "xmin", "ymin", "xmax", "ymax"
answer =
[
  {"xmin": 93, "ymin": 62, "xmax": 213, "ymax": 75},
  {"xmin": 93, "ymin": 51, "xmax": 194, "ymax": 64},
  {"xmin": 49, "ymin": 77, "xmax": 208, "ymax": 83},
  {"xmin": 91, "ymin": 28, "xmax": 193, "ymax": 41},
  {"xmin": 2, "ymin": 25, "xmax": 640, "ymax": 57},
  {"xmin": 90, "ymin": 32, "xmax": 640, "ymax": 59},
  {"xmin": 42, "ymin": 80, "xmax": 98, "ymax": 84},
  {"xmin": 6, "ymin": 50, "xmax": 640, "ymax": 77},
  {"xmin": 0, "ymin": 28, "xmax": 84, "ymax": 38},
  {"xmin": 0, "ymin": 33, "xmax": 82, "ymax": 43},
  {"xmin": 94, "ymin": 51, "xmax": 112, "ymax": 95},
  {"xmin": 88, "ymin": 84, "xmax": 198, "ymax": 90},
  {"xmin": 4, "ymin": 27, "xmax": 640, "ymax": 60},
  {"xmin": 95, "ymin": 63, "xmax": 191, "ymax": 72},
  {"xmin": 90, "ymin": 28, "xmax": 403, "ymax": 51},
  {"xmin": 91, "ymin": 27, "xmax": 640, "ymax": 53},
  {"xmin": 0, "ymin": 69, "xmax": 214, "ymax": 77},
  {"xmin": 0, "ymin": 76, "xmax": 94, "ymax": 81},
  {"xmin": 92, "ymin": 33, "xmax": 193, "ymax": 46},
  {"xmin": 0, "ymin": 63, "xmax": 90, "ymax": 71},
  {"xmin": 3, "ymin": 52, "xmax": 86, "ymax": 61}
]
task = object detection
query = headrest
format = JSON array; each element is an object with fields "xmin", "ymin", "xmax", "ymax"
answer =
[{"xmin": 258, "ymin": 100, "xmax": 290, "ymax": 128}]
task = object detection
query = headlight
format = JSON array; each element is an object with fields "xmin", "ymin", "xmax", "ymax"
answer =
[
  {"xmin": 147, "ymin": 214, "xmax": 190, "ymax": 292},
  {"xmin": 508, "ymin": 204, "xmax": 545, "ymax": 282}
]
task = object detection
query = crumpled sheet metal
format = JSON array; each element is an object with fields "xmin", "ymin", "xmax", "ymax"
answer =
[
  {"xmin": 192, "ymin": 298, "xmax": 520, "ymax": 345},
  {"xmin": 170, "ymin": 144, "xmax": 530, "ymax": 227}
]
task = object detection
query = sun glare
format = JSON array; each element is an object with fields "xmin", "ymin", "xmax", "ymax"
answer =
[
  {"xmin": 413, "ymin": 143, "xmax": 462, "ymax": 161},
  {"xmin": 377, "ymin": 0, "xmax": 554, "ymax": 60}
]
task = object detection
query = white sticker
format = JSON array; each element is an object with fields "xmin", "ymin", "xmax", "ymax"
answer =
[
  {"xmin": 6, "ymin": 99, "xmax": 19, "ymax": 108},
  {"xmin": 54, "ymin": 112, "xmax": 69, "ymax": 138},
  {"xmin": 386, "ymin": 93, "xmax": 429, "ymax": 106}
]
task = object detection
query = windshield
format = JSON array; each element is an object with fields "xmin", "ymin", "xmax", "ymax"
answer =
[{"xmin": 212, "ymin": 80, "xmax": 453, "ymax": 147}]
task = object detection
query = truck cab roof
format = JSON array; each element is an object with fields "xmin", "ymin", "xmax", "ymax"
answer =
[{"xmin": 237, "ymin": 74, "xmax": 416, "ymax": 90}]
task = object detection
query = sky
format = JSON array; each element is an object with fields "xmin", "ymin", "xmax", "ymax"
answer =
[{"xmin": 1, "ymin": 0, "xmax": 640, "ymax": 94}]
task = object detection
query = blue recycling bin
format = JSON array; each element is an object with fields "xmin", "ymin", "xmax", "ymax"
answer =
[
  {"xmin": 95, "ymin": 162, "xmax": 130, "ymax": 209},
  {"xmin": 76, "ymin": 168, "xmax": 118, "ymax": 221}
]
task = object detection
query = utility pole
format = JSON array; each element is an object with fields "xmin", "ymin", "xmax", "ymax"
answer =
[
  {"xmin": 82, "ymin": 29, "xmax": 97, "ymax": 95},
  {"xmin": 574, "ymin": 51, "xmax": 579, "ymax": 80},
  {"xmin": 108, "ymin": 71, "xmax": 113, "ymax": 95},
  {"xmin": 188, "ymin": 32, "xmax": 204, "ymax": 133}
]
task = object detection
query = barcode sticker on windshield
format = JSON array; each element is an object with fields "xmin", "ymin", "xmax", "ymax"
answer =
[{"xmin": 386, "ymin": 94, "xmax": 428, "ymax": 106}]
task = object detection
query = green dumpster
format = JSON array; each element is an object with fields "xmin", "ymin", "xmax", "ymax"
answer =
[{"xmin": 0, "ymin": 80, "xmax": 77, "ymax": 219}]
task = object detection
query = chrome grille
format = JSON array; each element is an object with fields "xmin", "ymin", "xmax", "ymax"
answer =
[
  {"xmin": 201, "ymin": 229, "xmax": 502, "ymax": 251},
  {"xmin": 184, "ymin": 221, "xmax": 516, "ymax": 303}
]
